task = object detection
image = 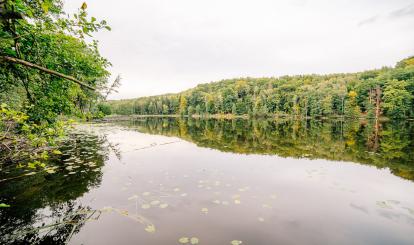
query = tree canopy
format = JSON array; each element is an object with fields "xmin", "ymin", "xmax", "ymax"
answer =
[
  {"xmin": 0, "ymin": 0, "xmax": 112, "ymax": 123},
  {"xmin": 108, "ymin": 56, "xmax": 414, "ymax": 119}
]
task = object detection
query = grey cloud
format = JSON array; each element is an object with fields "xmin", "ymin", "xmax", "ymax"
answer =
[
  {"xmin": 358, "ymin": 15, "xmax": 379, "ymax": 26},
  {"xmin": 389, "ymin": 3, "xmax": 414, "ymax": 18}
]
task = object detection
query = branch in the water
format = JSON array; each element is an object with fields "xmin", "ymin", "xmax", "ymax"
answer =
[{"xmin": 1, "ymin": 56, "xmax": 96, "ymax": 90}]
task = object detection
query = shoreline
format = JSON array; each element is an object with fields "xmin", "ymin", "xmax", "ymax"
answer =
[{"xmin": 101, "ymin": 114, "xmax": 403, "ymax": 122}]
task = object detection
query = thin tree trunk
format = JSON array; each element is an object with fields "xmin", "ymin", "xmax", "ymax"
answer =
[{"xmin": 375, "ymin": 85, "xmax": 381, "ymax": 119}]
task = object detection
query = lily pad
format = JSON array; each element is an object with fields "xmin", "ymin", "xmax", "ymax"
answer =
[
  {"xmin": 231, "ymin": 240, "xmax": 243, "ymax": 245},
  {"xmin": 141, "ymin": 204, "xmax": 151, "ymax": 209},
  {"xmin": 376, "ymin": 201, "xmax": 392, "ymax": 209},
  {"xmin": 100, "ymin": 206, "xmax": 113, "ymax": 212},
  {"xmin": 159, "ymin": 203, "xmax": 169, "ymax": 209},
  {"xmin": 150, "ymin": 200, "xmax": 160, "ymax": 206},
  {"xmin": 179, "ymin": 237, "xmax": 189, "ymax": 243},
  {"xmin": 144, "ymin": 224, "xmax": 156, "ymax": 233},
  {"xmin": 128, "ymin": 195, "xmax": 138, "ymax": 200},
  {"xmin": 190, "ymin": 237, "xmax": 199, "ymax": 244},
  {"xmin": 404, "ymin": 207, "xmax": 414, "ymax": 215}
]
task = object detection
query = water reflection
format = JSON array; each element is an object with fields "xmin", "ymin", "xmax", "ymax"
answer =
[
  {"xmin": 1, "ymin": 119, "xmax": 414, "ymax": 245},
  {"xmin": 0, "ymin": 129, "xmax": 111, "ymax": 244},
  {"xmin": 123, "ymin": 118, "xmax": 414, "ymax": 181}
]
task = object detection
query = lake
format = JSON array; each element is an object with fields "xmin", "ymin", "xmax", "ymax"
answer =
[{"xmin": 1, "ymin": 118, "xmax": 414, "ymax": 245}]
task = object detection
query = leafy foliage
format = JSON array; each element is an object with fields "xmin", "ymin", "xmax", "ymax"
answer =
[
  {"xmin": 0, "ymin": 103, "xmax": 68, "ymax": 165},
  {"xmin": 108, "ymin": 57, "xmax": 414, "ymax": 119},
  {"xmin": 1, "ymin": 0, "xmax": 112, "ymax": 123}
]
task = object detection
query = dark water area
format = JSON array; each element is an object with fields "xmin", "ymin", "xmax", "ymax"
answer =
[{"xmin": 1, "ymin": 118, "xmax": 414, "ymax": 244}]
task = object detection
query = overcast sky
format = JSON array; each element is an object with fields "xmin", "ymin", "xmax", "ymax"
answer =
[{"xmin": 64, "ymin": 0, "xmax": 414, "ymax": 100}]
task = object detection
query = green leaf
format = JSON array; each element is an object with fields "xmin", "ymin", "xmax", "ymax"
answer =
[
  {"xmin": 231, "ymin": 240, "xmax": 243, "ymax": 245},
  {"xmin": 190, "ymin": 237, "xmax": 200, "ymax": 244},
  {"xmin": 179, "ymin": 237, "xmax": 189, "ymax": 244},
  {"xmin": 52, "ymin": 149, "xmax": 62, "ymax": 155},
  {"xmin": 144, "ymin": 224, "xmax": 155, "ymax": 233},
  {"xmin": 0, "ymin": 203, "xmax": 11, "ymax": 208}
]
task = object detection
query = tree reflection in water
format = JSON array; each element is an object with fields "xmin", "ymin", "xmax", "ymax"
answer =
[
  {"xmin": 0, "ymin": 130, "xmax": 113, "ymax": 244},
  {"xmin": 124, "ymin": 118, "xmax": 414, "ymax": 181}
]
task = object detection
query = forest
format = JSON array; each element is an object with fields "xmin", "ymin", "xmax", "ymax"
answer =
[{"xmin": 108, "ymin": 57, "xmax": 414, "ymax": 119}]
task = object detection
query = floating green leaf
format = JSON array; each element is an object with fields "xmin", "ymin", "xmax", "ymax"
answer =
[
  {"xmin": 376, "ymin": 201, "xmax": 392, "ymax": 209},
  {"xmin": 159, "ymin": 203, "xmax": 169, "ymax": 209},
  {"xmin": 150, "ymin": 200, "xmax": 160, "ymax": 206},
  {"xmin": 100, "ymin": 206, "xmax": 113, "ymax": 212},
  {"xmin": 0, "ymin": 203, "xmax": 11, "ymax": 208},
  {"xmin": 404, "ymin": 207, "xmax": 414, "ymax": 215},
  {"xmin": 190, "ymin": 237, "xmax": 200, "ymax": 244},
  {"xmin": 144, "ymin": 224, "xmax": 156, "ymax": 233},
  {"xmin": 128, "ymin": 195, "xmax": 138, "ymax": 200},
  {"xmin": 179, "ymin": 237, "xmax": 189, "ymax": 243},
  {"xmin": 231, "ymin": 240, "xmax": 243, "ymax": 245},
  {"xmin": 141, "ymin": 204, "xmax": 151, "ymax": 209}
]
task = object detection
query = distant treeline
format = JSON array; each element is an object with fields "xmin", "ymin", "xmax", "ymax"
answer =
[{"xmin": 107, "ymin": 56, "xmax": 414, "ymax": 118}]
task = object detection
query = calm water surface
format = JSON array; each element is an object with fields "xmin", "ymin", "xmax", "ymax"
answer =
[{"xmin": 1, "ymin": 118, "xmax": 414, "ymax": 244}]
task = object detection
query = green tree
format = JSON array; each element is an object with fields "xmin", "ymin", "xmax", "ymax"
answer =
[
  {"xmin": 0, "ymin": 1, "xmax": 111, "ymax": 123},
  {"xmin": 345, "ymin": 91, "xmax": 361, "ymax": 118},
  {"xmin": 179, "ymin": 96, "xmax": 187, "ymax": 115},
  {"xmin": 382, "ymin": 80, "xmax": 413, "ymax": 118}
]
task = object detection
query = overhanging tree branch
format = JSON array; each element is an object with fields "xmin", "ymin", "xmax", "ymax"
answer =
[{"xmin": 1, "ymin": 56, "xmax": 96, "ymax": 90}]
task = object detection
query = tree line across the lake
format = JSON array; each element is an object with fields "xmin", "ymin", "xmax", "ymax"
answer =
[{"xmin": 108, "ymin": 56, "xmax": 414, "ymax": 119}]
